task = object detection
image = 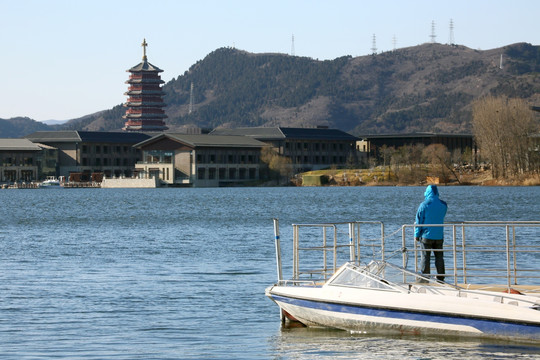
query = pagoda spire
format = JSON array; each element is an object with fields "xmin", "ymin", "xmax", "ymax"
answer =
[
  {"xmin": 141, "ymin": 38, "xmax": 148, "ymax": 61},
  {"xmin": 123, "ymin": 39, "xmax": 168, "ymax": 132}
]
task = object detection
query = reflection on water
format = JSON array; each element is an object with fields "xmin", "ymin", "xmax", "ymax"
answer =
[{"xmin": 270, "ymin": 327, "xmax": 540, "ymax": 359}]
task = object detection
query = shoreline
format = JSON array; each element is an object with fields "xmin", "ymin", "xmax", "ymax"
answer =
[{"xmin": 297, "ymin": 169, "xmax": 540, "ymax": 187}]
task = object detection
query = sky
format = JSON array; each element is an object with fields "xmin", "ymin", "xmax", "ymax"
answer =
[{"xmin": 1, "ymin": 0, "xmax": 539, "ymax": 122}]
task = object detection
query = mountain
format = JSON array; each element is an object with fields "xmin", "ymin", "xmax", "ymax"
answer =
[
  {"xmin": 2, "ymin": 42, "xmax": 539, "ymax": 138},
  {"xmin": 0, "ymin": 117, "xmax": 50, "ymax": 138},
  {"xmin": 163, "ymin": 42, "xmax": 539, "ymax": 135}
]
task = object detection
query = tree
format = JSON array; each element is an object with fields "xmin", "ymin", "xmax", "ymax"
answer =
[
  {"xmin": 472, "ymin": 96, "xmax": 538, "ymax": 178},
  {"xmin": 260, "ymin": 147, "xmax": 293, "ymax": 185},
  {"xmin": 422, "ymin": 144, "xmax": 458, "ymax": 183}
]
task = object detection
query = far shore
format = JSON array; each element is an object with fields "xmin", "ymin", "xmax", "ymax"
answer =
[{"xmin": 296, "ymin": 168, "xmax": 540, "ymax": 187}]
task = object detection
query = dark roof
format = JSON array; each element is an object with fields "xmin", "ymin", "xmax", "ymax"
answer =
[
  {"xmin": 25, "ymin": 131, "xmax": 82, "ymax": 142},
  {"xmin": 128, "ymin": 60, "xmax": 163, "ymax": 72},
  {"xmin": 358, "ymin": 133, "xmax": 474, "ymax": 139},
  {"xmin": 135, "ymin": 133, "xmax": 267, "ymax": 149},
  {"xmin": 25, "ymin": 131, "xmax": 152, "ymax": 144},
  {"xmin": 210, "ymin": 127, "xmax": 358, "ymax": 141},
  {"xmin": 0, "ymin": 138, "xmax": 42, "ymax": 151}
]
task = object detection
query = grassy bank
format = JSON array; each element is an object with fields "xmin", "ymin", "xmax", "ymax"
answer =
[{"xmin": 298, "ymin": 167, "xmax": 540, "ymax": 187}]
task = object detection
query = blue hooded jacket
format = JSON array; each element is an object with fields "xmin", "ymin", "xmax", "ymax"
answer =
[{"xmin": 414, "ymin": 185, "xmax": 448, "ymax": 240}]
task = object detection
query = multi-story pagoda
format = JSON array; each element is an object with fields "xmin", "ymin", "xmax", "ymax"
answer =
[{"xmin": 123, "ymin": 39, "xmax": 168, "ymax": 131}]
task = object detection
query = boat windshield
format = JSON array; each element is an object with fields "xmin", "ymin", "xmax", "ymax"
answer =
[{"xmin": 328, "ymin": 262, "xmax": 397, "ymax": 291}]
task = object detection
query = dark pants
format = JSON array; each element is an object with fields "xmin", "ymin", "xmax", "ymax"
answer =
[{"xmin": 420, "ymin": 238, "xmax": 445, "ymax": 281}]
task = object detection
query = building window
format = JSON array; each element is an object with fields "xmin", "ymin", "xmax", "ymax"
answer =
[
  {"xmin": 208, "ymin": 168, "xmax": 216, "ymax": 179},
  {"xmin": 219, "ymin": 168, "xmax": 226, "ymax": 179},
  {"xmin": 198, "ymin": 168, "xmax": 206, "ymax": 180},
  {"xmin": 103, "ymin": 146, "xmax": 109, "ymax": 154},
  {"xmin": 96, "ymin": 146, "xmax": 101, "ymax": 153},
  {"xmin": 249, "ymin": 168, "xmax": 256, "ymax": 179},
  {"xmin": 82, "ymin": 145, "xmax": 87, "ymax": 154},
  {"xmin": 229, "ymin": 168, "xmax": 236, "ymax": 179}
]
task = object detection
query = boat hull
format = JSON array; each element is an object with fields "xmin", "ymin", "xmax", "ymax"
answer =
[{"xmin": 266, "ymin": 286, "xmax": 540, "ymax": 342}]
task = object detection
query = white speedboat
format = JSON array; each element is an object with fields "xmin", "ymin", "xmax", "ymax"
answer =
[
  {"xmin": 265, "ymin": 220, "xmax": 540, "ymax": 342},
  {"xmin": 40, "ymin": 177, "xmax": 62, "ymax": 188}
]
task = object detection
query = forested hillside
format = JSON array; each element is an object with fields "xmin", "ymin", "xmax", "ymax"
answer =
[
  {"xmin": 2, "ymin": 42, "xmax": 539, "ymax": 138},
  {"xmin": 163, "ymin": 42, "xmax": 539, "ymax": 134}
]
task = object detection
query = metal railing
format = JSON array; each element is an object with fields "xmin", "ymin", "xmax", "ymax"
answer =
[
  {"xmin": 405, "ymin": 221, "xmax": 540, "ymax": 288},
  {"xmin": 273, "ymin": 219, "xmax": 540, "ymax": 290}
]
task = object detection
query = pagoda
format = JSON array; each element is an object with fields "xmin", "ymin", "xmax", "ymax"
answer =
[{"xmin": 123, "ymin": 39, "xmax": 168, "ymax": 131}]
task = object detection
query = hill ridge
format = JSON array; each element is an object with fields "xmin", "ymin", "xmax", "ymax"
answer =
[{"xmin": 1, "ymin": 42, "xmax": 538, "ymax": 138}]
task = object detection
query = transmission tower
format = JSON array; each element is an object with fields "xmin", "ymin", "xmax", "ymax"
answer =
[
  {"xmin": 371, "ymin": 34, "xmax": 377, "ymax": 54},
  {"xmin": 448, "ymin": 19, "xmax": 455, "ymax": 45},
  {"xmin": 430, "ymin": 20, "xmax": 436, "ymax": 43},
  {"xmin": 291, "ymin": 34, "xmax": 295, "ymax": 56},
  {"xmin": 189, "ymin": 82, "xmax": 194, "ymax": 114},
  {"xmin": 392, "ymin": 35, "xmax": 397, "ymax": 51}
]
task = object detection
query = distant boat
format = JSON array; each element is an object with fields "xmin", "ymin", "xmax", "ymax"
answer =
[{"xmin": 40, "ymin": 177, "xmax": 62, "ymax": 188}]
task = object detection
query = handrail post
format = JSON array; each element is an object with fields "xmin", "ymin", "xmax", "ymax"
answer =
[
  {"xmin": 323, "ymin": 226, "xmax": 327, "ymax": 278},
  {"xmin": 452, "ymin": 224, "xmax": 457, "ymax": 286},
  {"xmin": 512, "ymin": 225, "xmax": 517, "ymax": 285},
  {"xmin": 348, "ymin": 222, "xmax": 355, "ymax": 262},
  {"xmin": 273, "ymin": 218, "xmax": 283, "ymax": 282},
  {"xmin": 333, "ymin": 225, "xmax": 338, "ymax": 274},
  {"xmin": 293, "ymin": 224, "xmax": 298, "ymax": 279},
  {"xmin": 506, "ymin": 225, "xmax": 511, "ymax": 289},
  {"xmin": 381, "ymin": 222, "xmax": 385, "ymax": 261},
  {"xmin": 462, "ymin": 225, "xmax": 467, "ymax": 284},
  {"xmin": 402, "ymin": 225, "xmax": 407, "ymax": 269}
]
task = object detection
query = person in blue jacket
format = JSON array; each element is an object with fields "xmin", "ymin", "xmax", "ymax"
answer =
[{"xmin": 415, "ymin": 185, "xmax": 448, "ymax": 281}]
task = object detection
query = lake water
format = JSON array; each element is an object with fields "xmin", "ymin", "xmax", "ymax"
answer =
[{"xmin": 0, "ymin": 186, "xmax": 539, "ymax": 359}]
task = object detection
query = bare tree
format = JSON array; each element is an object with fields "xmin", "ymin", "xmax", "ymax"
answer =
[
  {"xmin": 260, "ymin": 146, "xmax": 293, "ymax": 184},
  {"xmin": 422, "ymin": 144, "xmax": 459, "ymax": 183},
  {"xmin": 472, "ymin": 96, "xmax": 538, "ymax": 178}
]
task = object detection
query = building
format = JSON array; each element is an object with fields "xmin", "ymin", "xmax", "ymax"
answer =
[
  {"xmin": 358, "ymin": 133, "xmax": 476, "ymax": 159},
  {"xmin": 134, "ymin": 133, "xmax": 267, "ymax": 187},
  {"xmin": 0, "ymin": 139, "xmax": 57, "ymax": 183},
  {"xmin": 210, "ymin": 127, "xmax": 360, "ymax": 172},
  {"xmin": 24, "ymin": 131, "xmax": 151, "ymax": 179},
  {"xmin": 123, "ymin": 39, "xmax": 168, "ymax": 132}
]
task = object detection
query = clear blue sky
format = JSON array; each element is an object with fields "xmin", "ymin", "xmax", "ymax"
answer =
[{"xmin": 1, "ymin": 0, "xmax": 539, "ymax": 122}]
